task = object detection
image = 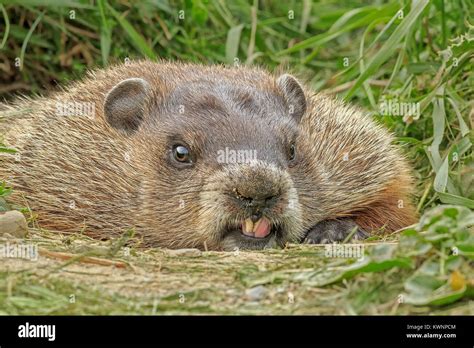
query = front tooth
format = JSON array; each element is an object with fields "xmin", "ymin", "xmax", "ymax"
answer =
[
  {"xmin": 244, "ymin": 218, "xmax": 254, "ymax": 233},
  {"xmin": 252, "ymin": 218, "xmax": 262, "ymax": 233},
  {"xmin": 253, "ymin": 217, "xmax": 271, "ymax": 238},
  {"xmin": 253, "ymin": 217, "xmax": 270, "ymax": 234}
]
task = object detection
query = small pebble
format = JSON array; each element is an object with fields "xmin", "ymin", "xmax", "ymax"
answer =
[
  {"xmin": 0, "ymin": 210, "xmax": 27, "ymax": 238},
  {"xmin": 167, "ymin": 248, "xmax": 202, "ymax": 257},
  {"xmin": 245, "ymin": 285, "xmax": 268, "ymax": 301}
]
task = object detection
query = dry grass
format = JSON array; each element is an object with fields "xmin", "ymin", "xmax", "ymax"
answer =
[{"xmin": 1, "ymin": 225, "xmax": 471, "ymax": 315}]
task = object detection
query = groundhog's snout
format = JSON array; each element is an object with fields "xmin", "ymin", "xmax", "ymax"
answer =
[
  {"xmin": 232, "ymin": 174, "xmax": 281, "ymax": 206},
  {"xmin": 227, "ymin": 164, "xmax": 286, "ymax": 239},
  {"xmin": 232, "ymin": 186, "xmax": 281, "ymax": 239},
  {"xmin": 233, "ymin": 188, "xmax": 280, "ymax": 210}
]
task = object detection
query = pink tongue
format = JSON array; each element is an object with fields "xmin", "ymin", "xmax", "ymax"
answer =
[{"xmin": 254, "ymin": 218, "xmax": 271, "ymax": 238}]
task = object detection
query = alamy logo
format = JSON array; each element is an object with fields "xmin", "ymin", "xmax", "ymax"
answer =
[
  {"xmin": 325, "ymin": 243, "xmax": 364, "ymax": 259},
  {"xmin": 379, "ymin": 97, "xmax": 420, "ymax": 118},
  {"xmin": 0, "ymin": 242, "xmax": 38, "ymax": 261},
  {"xmin": 18, "ymin": 322, "xmax": 56, "ymax": 341},
  {"xmin": 56, "ymin": 101, "xmax": 95, "ymax": 117},
  {"xmin": 217, "ymin": 147, "xmax": 258, "ymax": 164}
]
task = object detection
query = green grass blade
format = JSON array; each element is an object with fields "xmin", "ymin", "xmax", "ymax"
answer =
[
  {"xmin": 345, "ymin": 0, "xmax": 429, "ymax": 100},
  {"xmin": 328, "ymin": 6, "xmax": 377, "ymax": 33},
  {"xmin": 226, "ymin": 24, "xmax": 244, "ymax": 64},
  {"xmin": 429, "ymin": 91, "xmax": 446, "ymax": 170},
  {"xmin": 3, "ymin": 0, "xmax": 94, "ymax": 8},
  {"xmin": 279, "ymin": 3, "xmax": 398, "ymax": 56},
  {"xmin": 107, "ymin": 4, "xmax": 156, "ymax": 60},
  {"xmin": 97, "ymin": 0, "xmax": 111, "ymax": 65},
  {"xmin": 0, "ymin": 4, "xmax": 10, "ymax": 49},
  {"xmin": 438, "ymin": 192, "xmax": 474, "ymax": 209},
  {"xmin": 447, "ymin": 97, "xmax": 470, "ymax": 137},
  {"xmin": 433, "ymin": 156, "xmax": 449, "ymax": 192},
  {"xmin": 440, "ymin": 0, "xmax": 446, "ymax": 47},
  {"xmin": 19, "ymin": 11, "xmax": 44, "ymax": 71}
]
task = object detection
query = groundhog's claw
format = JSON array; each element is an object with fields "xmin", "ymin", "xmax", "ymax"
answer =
[{"xmin": 303, "ymin": 219, "xmax": 368, "ymax": 244}]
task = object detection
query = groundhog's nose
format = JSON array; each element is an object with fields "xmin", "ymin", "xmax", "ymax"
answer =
[{"xmin": 232, "ymin": 188, "xmax": 280, "ymax": 210}]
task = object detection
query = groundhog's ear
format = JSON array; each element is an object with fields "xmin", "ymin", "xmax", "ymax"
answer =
[
  {"xmin": 277, "ymin": 74, "xmax": 306, "ymax": 122},
  {"xmin": 104, "ymin": 78, "xmax": 150, "ymax": 134}
]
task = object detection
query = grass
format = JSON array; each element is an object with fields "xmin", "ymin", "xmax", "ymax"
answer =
[
  {"xmin": 0, "ymin": 0, "xmax": 473, "ymax": 314},
  {"xmin": 1, "ymin": 206, "xmax": 472, "ymax": 315}
]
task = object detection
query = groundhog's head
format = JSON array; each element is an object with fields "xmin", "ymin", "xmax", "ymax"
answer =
[{"xmin": 103, "ymin": 70, "xmax": 307, "ymax": 250}]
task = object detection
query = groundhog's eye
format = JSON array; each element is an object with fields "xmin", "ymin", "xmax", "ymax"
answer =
[
  {"xmin": 173, "ymin": 145, "xmax": 192, "ymax": 163},
  {"xmin": 288, "ymin": 143, "xmax": 296, "ymax": 162}
]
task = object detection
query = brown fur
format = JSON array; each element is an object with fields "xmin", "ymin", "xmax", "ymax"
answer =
[
  {"xmin": 0, "ymin": 60, "xmax": 417, "ymax": 250},
  {"xmin": 296, "ymin": 93, "xmax": 417, "ymax": 234}
]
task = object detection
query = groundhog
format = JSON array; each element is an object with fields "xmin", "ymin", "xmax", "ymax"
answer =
[{"xmin": 0, "ymin": 61, "xmax": 417, "ymax": 250}]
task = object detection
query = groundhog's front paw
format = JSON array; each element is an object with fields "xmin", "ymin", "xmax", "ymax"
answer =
[{"xmin": 303, "ymin": 219, "xmax": 368, "ymax": 244}]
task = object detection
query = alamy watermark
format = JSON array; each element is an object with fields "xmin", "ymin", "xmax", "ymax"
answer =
[
  {"xmin": 18, "ymin": 322, "xmax": 55, "ymax": 341},
  {"xmin": 325, "ymin": 243, "xmax": 364, "ymax": 259},
  {"xmin": 56, "ymin": 101, "xmax": 95, "ymax": 118},
  {"xmin": 379, "ymin": 96, "xmax": 420, "ymax": 119},
  {"xmin": 0, "ymin": 242, "xmax": 38, "ymax": 261},
  {"xmin": 217, "ymin": 147, "xmax": 258, "ymax": 164}
]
